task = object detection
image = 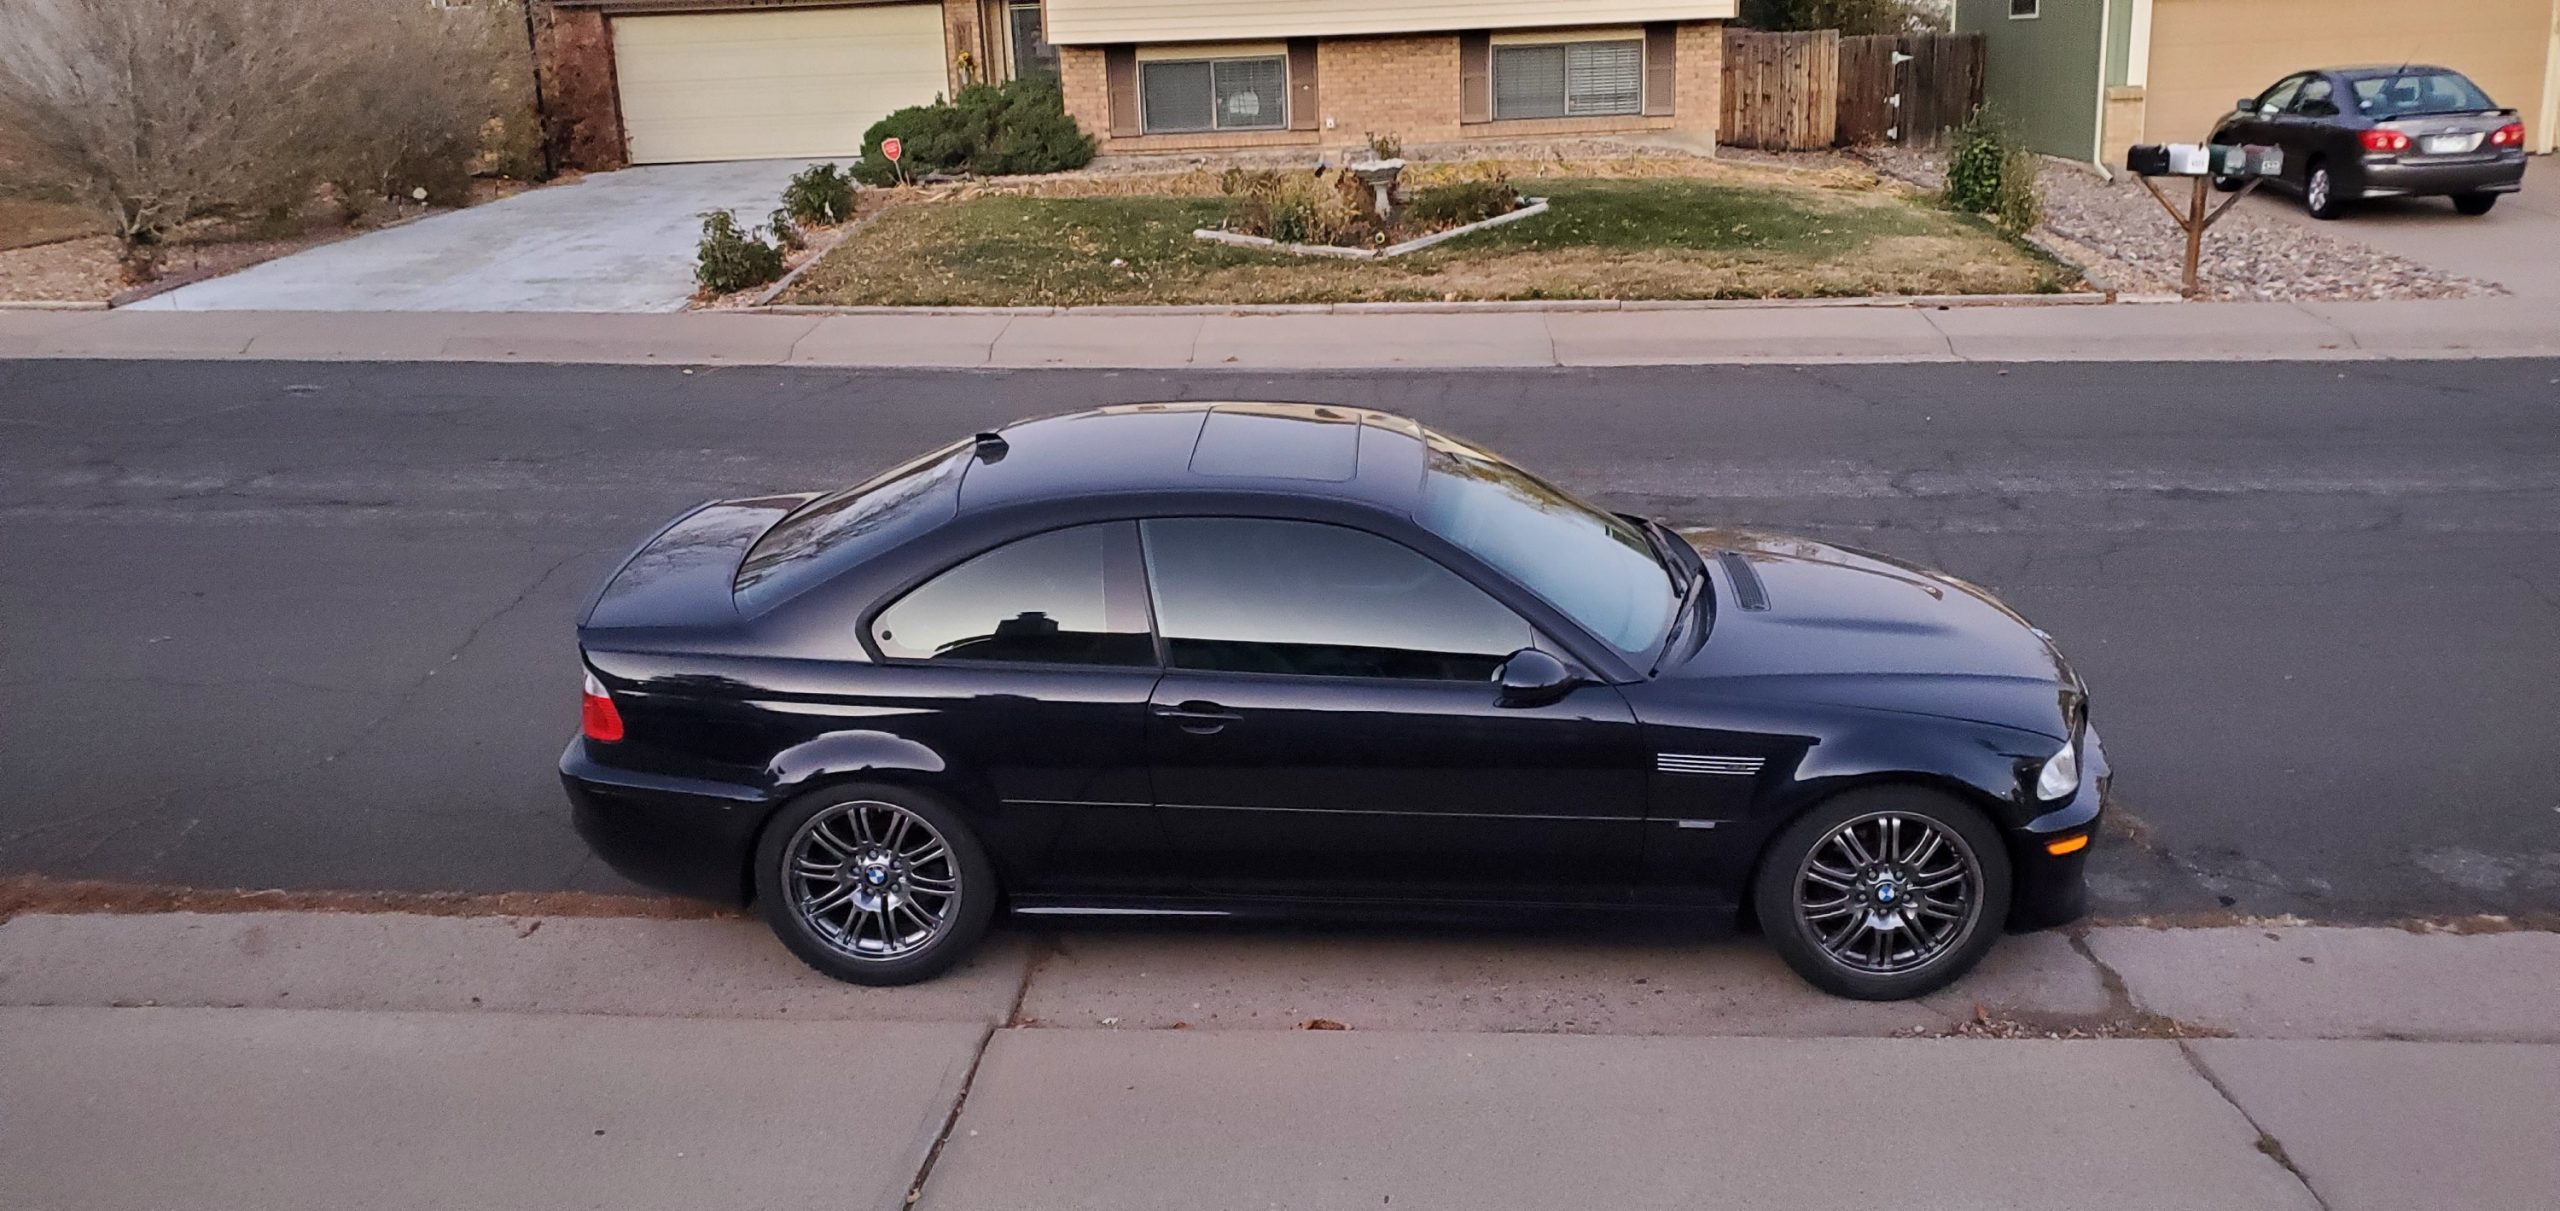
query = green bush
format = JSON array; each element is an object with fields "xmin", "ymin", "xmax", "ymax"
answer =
[
  {"xmin": 1991, "ymin": 147, "xmax": 2042, "ymax": 233},
  {"xmin": 694, "ymin": 210, "xmax": 783, "ymax": 293},
  {"xmin": 1406, "ymin": 173, "xmax": 1521, "ymax": 228},
  {"xmin": 782, "ymin": 163, "xmax": 855, "ymax": 225},
  {"xmin": 767, "ymin": 207, "xmax": 805, "ymax": 252},
  {"xmin": 1944, "ymin": 108, "xmax": 2008, "ymax": 213},
  {"xmin": 853, "ymin": 75, "xmax": 1095, "ymax": 186},
  {"xmin": 1220, "ymin": 167, "xmax": 1365, "ymax": 245}
]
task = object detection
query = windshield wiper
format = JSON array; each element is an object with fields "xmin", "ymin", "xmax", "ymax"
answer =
[{"xmin": 1640, "ymin": 519, "xmax": 1708, "ymax": 674}]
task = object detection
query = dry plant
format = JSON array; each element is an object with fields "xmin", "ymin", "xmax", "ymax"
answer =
[{"xmin": 0, "ymin": 0, "xmax": 531, "ymax": 269}]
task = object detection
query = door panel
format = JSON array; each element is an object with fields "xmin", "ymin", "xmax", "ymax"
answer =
[
  {"xmin": 1150, "ymin": 672, "xmax": 1648, "ymax": 902},
  {"xmin": 613, "ymin": 6, "xmax": 948, "ymax": 164}
]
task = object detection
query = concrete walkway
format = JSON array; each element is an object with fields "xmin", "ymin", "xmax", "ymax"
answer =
[
  {"xmin": 121, "ymin": 161, "xmax": 817, "ymax": 314},
  {"xmin": 2244, "ymin": 162, "xmax": 2558, "ymax": 298},
  {"xmin": 7, "ymin": 295, "xmax": 2559, "ymax": 365},
  {"xmin": 2, "ymin": 911, "xmax": 2554, "ymax": 1211}
]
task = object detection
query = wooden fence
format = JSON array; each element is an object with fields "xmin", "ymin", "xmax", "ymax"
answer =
[
  {"xmin": 1724, "ymin": 30, "xmax": 1986, "ymax": 151},
  {"xmin": 1721, "ymin": 30, "xmax": 1839, "ymax": 151}
]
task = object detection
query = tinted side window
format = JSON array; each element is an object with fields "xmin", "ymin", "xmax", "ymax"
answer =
[
  {"xmin": 871, "ymin": 523, "xmax": 1152, "ymax": 667},
  {"xmin": 1142, "ymin": 518, "xmax": 1532, "ymax": 681},
  {"xmin": 2257, "ymin": 75, "xmax": 2306, "ymax": 115}
]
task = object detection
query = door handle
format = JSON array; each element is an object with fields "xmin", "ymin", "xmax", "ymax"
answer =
[{"xmin": 1153, "ymin": 700, "xmax": 1241, "ymax": 733}]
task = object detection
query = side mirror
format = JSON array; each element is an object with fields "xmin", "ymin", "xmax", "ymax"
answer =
[
  {"xmin": 2236, "ymin": 97, "xmax": 2258, "ymax": 113},
  {"xmin": 1494, "ymin": 648, "xmax": 1581, "ymax": 708}
]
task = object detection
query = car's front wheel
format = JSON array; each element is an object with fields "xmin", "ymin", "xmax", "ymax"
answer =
[
  {"xmin": 2303, "ymin": 162, "xmax": 2345, "ymax": 220},
  {"xmin": 1753, "ymin": 787, "xmax": 2012, "ymax": 1001},
  {"xmin": 2452, "ymin": 192, "xmax": 2498, "ymax": 216},
  {"xmin": 754, "ymin": 783, "xmax": 997, "ymax": 986}
]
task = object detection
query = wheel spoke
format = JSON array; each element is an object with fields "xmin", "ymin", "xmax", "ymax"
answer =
[
  {"xmin": 1836, "ymin": 826, "xmax": 1877, "ymax": 868},
  {"xmin": 1905, "ymin": 831, "xmax": 1945, "ymax": 873},
  {"xmin": 794, "ymin": 857, "xmax": 841, "ymax": 878},
  {"xmin": 1803, "ymin": 862, "xmax": 1855, "ymax": 892},
  {"xmin": 906, "ymin": 872, "xmax": 958, "ymax": 897}
]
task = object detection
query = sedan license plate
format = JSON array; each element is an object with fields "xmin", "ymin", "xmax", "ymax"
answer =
[{"xmin": 2422, "ymin": 133, "xmax": 2480, "ymax": 155}]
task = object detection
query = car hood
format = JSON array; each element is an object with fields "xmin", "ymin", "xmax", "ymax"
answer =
[{"xmin": 1666, "ymin": 529, "xmax": 2082, "ymax": 737}]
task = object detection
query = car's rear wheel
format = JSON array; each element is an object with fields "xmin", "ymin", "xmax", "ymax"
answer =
[
  {"xmin": 2452, "ymin": 192, "xmax": 2498, "ymax": 216},
  {"xmin": 754, "ymin": 783, "xmax": 996, "ymax": 986},
  {"xmin": 2303, "ymin": 162, "xmax": 2345, "ymax": 220},
  {"xmin": 2212, "ymin": 175, "xmax": 2243, "ymax": 193},
  {"xmin": 1753, "ymin": 787, "xmax": 2012, "ymax": 1001}
]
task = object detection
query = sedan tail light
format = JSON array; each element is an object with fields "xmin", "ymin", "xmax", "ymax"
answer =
[
  {"xmin": 581, "ymin": 671, "xmax": 624, "ymax": 743},
  {"xmin": 2488, "ymin": 122, "xmax": 2526, "ymax": 148},
  {"xmin": 2359, "ymin": 129, "xmax": 2412, "ymax": 153}
]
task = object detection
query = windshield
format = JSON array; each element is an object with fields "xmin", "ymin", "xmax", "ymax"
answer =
[
  {"xmin": 2352, "ymin": 72, "xmax": 2494, "ymax": 117},
  {"xmin": 734, "ymin": 440, "xmax": 972, "ymax": 611},
  {"xmin": 1415, "ymin": 430, "xmax": 1676, "ymax": 654}
]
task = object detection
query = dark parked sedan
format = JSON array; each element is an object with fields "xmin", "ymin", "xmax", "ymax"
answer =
[
  {"xmin": 2212, "ymin": 65, "xmax": 2529, "ymax": 218},
  {"xmin": 563, "ymin": 404, "xmax": 2105, "ymax": 1000}
]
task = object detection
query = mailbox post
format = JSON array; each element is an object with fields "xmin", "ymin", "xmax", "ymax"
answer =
[{"xmin": 2124, "ymin": 143, "xmax": 2282, "ymax": 298}]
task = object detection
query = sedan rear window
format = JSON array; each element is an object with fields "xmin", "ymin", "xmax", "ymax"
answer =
[
  {"xmin": 735, "ymin": 441, "xmax": 971, "ymax": 611},
  {"xmin": 2352, "ymin": 72, "xmax": 2494, "ymax": 117}
]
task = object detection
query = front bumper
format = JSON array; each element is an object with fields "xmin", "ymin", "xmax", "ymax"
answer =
[
  {"xmin": 562, "ymin": 739, "xmax": 771, "ymax": 905},
  {"xmin": 2008, "ymin": 725, "xmax": 2108, "ymax": 931},
  {"xmin": 2348, "ymin": 154, "xmax": 2527, "ymax": 199}
]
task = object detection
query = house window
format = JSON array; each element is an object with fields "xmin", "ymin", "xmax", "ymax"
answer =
[
  {"xmin": 1140, "ymin": 56, "xmax": 1287, "ymax": 133},
  {"xmin": 1491, "ymin": 40, "xmax": 1643, "ymax": 120},
  {"xmin": 1006, "ymin": 1, "xmax": 1056, "ymax": 80},
  {"xmin": 2009, "ymin": 0, "xmax": 2040, "ymax": 17}
]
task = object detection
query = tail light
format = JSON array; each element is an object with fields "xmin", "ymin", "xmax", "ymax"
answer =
[
  {"xmin": 2359, "ymin": 129, "xmax": 2411, "ymax": 153},
  {"xmin": 2488, "ymin": 122, "xmax": 2525, "ymax": 148},
  {"xmin": 580, "ymin": 671, "xmax": 624, "ymax": 743}
]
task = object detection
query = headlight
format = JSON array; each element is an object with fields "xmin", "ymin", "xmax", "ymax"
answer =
[{"xmin": 2036, "ymin": 742, "xmax": 2079, "ymax": 801}]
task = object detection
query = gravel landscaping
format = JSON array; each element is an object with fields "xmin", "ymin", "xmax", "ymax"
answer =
[{"xmin": 1863, "ymin": 146, "xmax": 2499, "ymax": 301}]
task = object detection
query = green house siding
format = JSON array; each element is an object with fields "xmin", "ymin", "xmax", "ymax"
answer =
[{"xmin": 1956, "ymin": 0, "xmax": 2108, "ymax": 160}]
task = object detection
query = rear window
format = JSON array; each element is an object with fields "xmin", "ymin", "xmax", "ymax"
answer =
[
  {"xmin": 2352, "ymin": 72, "xmax": 2494, "ymax": 117},
  {"xmin": 734, "ymin": 441, "xmax": 971, "ymax": 611}
]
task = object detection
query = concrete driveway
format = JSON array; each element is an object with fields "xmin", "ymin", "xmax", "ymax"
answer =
[
  {"xmin": 128, "ymin": 160, "xmax": 818, "ymax": 313},
  {"xmin": 2243, "ymin": 157, "xmax": 2557, "ymax": 296}
]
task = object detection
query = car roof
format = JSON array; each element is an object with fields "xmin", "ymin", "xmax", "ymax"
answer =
[
  {"xmin": 2330, "ymin": 64, "xmax": 2459, "ymax": 78},
  {"xmin": 954, "ymin": 402, "xmax": 1432, "ymax": 514}
]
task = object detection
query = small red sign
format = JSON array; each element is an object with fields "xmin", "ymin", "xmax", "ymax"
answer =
[{"xmin": 880, "ymin": 136, "xmax": 903, "ymax": 163}]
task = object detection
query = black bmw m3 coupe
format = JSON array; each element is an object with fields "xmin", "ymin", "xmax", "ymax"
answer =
[{"xmin": 564, "ymin": 403, "xmax": 2105, "ymax": 1000}]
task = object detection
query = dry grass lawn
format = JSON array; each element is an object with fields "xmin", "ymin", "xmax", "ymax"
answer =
[{"xmin": 782, "ymin": 158, "xmax": 2073, "ymax": 307}]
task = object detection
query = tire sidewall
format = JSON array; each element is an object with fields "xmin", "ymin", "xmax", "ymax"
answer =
[
  {"xmin": 753, "ymin": 781, "xmax": 998, "ymax": 986},
  {"xmin": 1753, "ymin": 787, "xmax": 2014, "ymax": 1001}
]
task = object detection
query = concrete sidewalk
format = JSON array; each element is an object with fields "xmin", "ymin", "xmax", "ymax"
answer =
[
  {"xmin": 3, "ymin": 910, "xmax": 2555, "ymax": 1210},
  {"xmin": 5, "ymin": 296, "xmax": 2559, "ymax": 366}
]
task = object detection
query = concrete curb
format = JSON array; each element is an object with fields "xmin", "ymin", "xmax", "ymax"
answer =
[
  {"xmin": 0, "ymin": 299, "xmax": 109, "ymax": 311},
  {"xmin": 759, "ymin": 291, "xmax": 2112, "ymax": 317}
]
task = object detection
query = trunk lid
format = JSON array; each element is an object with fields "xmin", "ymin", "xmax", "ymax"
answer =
[{"xmin": 580, "ymin": 494, "xmax": 817, "ymax": 633}]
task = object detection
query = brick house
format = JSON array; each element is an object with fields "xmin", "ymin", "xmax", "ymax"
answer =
[{"xmin": 534, "ymin": 0, "xmax": 1734, "ymax": 170}]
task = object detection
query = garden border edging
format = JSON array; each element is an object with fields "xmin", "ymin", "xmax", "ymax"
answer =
[{"xmin": 1192, "ymin": 199, "xmax": 1553, "ymax": 260}]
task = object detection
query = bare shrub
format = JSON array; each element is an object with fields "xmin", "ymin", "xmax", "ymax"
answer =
[
  {"xmin": 0, "ymin": 0, "xmax": 532, "ymax": 264},
  {"xmin": 0, "ymin": 0, "xmax": 338, "ymax": 258},
  {"xmin": 312, "ymin": 0, "xmax": 531, "ymax": 214}
]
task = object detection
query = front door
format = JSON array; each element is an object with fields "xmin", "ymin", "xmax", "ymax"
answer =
[{"xmin": 1138, "ymin": 517, "xmax": 1648, "ymax": 903}]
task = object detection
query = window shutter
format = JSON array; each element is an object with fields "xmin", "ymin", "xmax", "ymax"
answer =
[
  {"xmin": 1288, "ymin": 38, "xmax": 1318, "ymax": 131},
  {"xmin": 1459, "ymin": 32, "xmax": 1491, "ymax": 124},
  {"xmin": 1105, "ymin": 45, "xmax": 1139, "ymax": 136},
  {"xmin": 1643, "ymin": 24, "xmax": 1676, "ymax": 116}
]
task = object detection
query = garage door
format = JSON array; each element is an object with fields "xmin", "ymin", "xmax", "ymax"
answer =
[
  {"xmin": 2146, "ymin": 0, "xmax": 2556, "ymax": 152},
  {"xmin": 613, "ymin": 5, "xmax": 949, "ymax": 165}
]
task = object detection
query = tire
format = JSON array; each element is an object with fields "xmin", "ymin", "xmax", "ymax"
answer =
[
  {"xmin": 1752, "ymin": 786, "xmax": 2013, "ymax": 1001},
  {"xmin": 754, "ymin": 782, "xmax": 998, "ymax": 986},
  {"xmin": 2303, "ymin": 162, "xmax": 2345, "ymax": 220},
  {"xmin": 2452, "ymin": 192, "xmax": 2498, "ymax": 216},
  {"xmin": 2211, "ymin": 175, "xmax": 2243, "ymax": 193}
]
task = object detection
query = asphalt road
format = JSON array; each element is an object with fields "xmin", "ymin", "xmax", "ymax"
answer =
[{"xmin": 4, "ymin": 357, "xmax": 2556, "ymax": 921}]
